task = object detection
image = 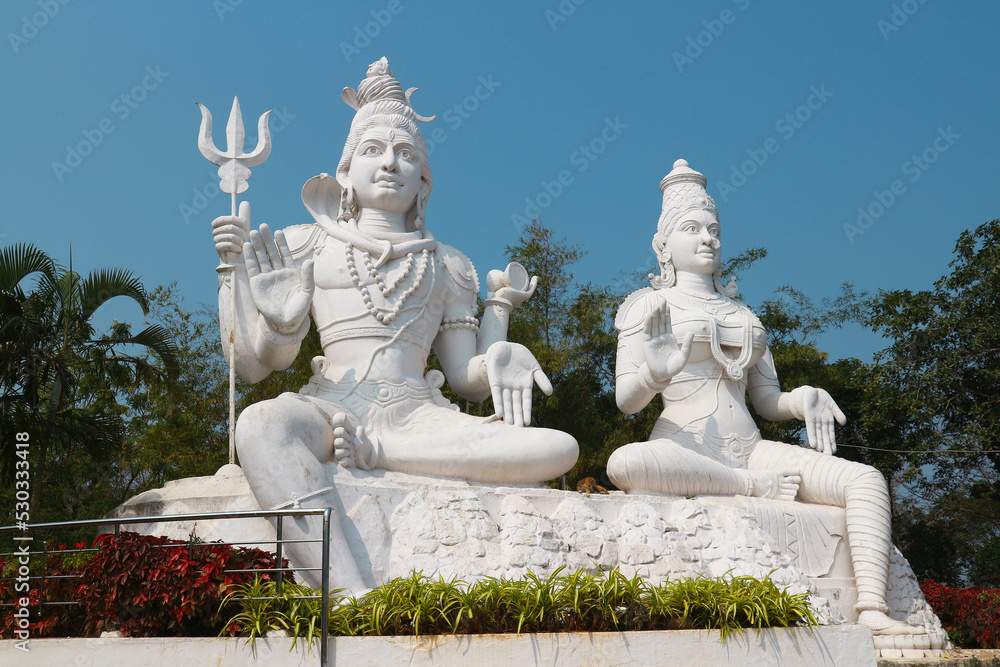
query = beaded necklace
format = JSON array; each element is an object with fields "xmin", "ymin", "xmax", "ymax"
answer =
[
  {"xmin": 362, "ymin": 248, "xmax": 416, "ymax": 298},
  {"xmin": 346, "ymin": 243, "xmax": 431, "ymax": 325}
]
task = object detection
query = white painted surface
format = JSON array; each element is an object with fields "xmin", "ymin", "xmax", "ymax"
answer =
[
  {"xmin": 104, "ymin": 464, "xmax": 277, "ymax": 548},
  {"xmin": 1, "ymin": 626, "xmax": 878, "ymax": 666}
]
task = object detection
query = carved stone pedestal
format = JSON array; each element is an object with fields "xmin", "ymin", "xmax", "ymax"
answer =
[{"xmin": 109, "ymin": 466, "xmax": 948, "ymax": 657}]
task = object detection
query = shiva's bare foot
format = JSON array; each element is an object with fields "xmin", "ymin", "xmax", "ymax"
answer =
[{"xmin": 332, "ymin": 413, "xmax": 377, "ymax": 470}]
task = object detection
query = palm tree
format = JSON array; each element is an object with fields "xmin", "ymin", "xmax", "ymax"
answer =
[{"xmin": 0, "ymin": 243, "xmax": 179, "ymax": 518}]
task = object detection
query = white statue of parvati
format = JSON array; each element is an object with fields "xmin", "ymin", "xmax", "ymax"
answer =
[
  {"xmin": 608, "ymin": 158, "xmax": 923, "ymax": 639},
  {"xmin": 210, "ymin": 58, "xmax": 577, "ymax": 596}
]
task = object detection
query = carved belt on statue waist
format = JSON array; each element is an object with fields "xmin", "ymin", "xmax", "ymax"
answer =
[
  {"xmin": 301, "ymin": 374, "xmax": 435, "ymax": 409},
  {"xmin": 650, "ymin": 421, "xmax": 761, "ymax": 469},
  {"xmin": 319, "ymin": 324, "xmax": 429, "ymax": 349}
]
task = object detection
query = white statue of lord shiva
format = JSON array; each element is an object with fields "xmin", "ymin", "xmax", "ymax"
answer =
[
  {"xmin": 210, "ymin": 58, "xmax": 577, "ymax": 595},
  {"xmin": 608, "ymin": 159, "xmax": 925, "ymax": 638}
]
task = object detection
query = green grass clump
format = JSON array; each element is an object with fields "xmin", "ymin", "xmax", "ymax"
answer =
[
  {"xmin": 220, "ymin": 578, "xmax": 324, "ymax": 655},
  {"xmin": 225, "ymin": 567, "xmax": 817, "ymax": 646},
  {"xmin": 646, "ymin": 573, "xmax": 818, "ymax": 641}
]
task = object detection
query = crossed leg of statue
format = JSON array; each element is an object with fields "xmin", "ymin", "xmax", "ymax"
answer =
[
  {"xmin": 748, "ymin": 440, "xmax": 922, "ymax": 636},
  {"xmin": 236, "ymin": 394, "xmax": 368, "ymax": 594},
  {"xmin": 607, "ymin": 437, "xmax": 927, "ymax": 637},
  {"xmin": 606, "ymin": 439, "xmax": 797, "ymax": 499},
  {"xmin": 236, "ymin": 392, "xmax": 579, "ymax": 595},
  {"xmin": 372, "ymin": 402, "xmax": 578, "ymax": 484}
]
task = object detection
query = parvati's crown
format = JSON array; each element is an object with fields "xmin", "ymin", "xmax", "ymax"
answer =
[
  {"xmin": 650, "ymin": 158, "xmax": 736, "ymax": 297},
  {"xmin": 659, "ymin": 158, "xmax": 717, "ymax": 221}
]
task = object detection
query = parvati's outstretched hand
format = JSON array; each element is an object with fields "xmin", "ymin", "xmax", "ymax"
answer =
[
  {"xmin": 243, "ymin": 222, "xmax": 315, "ymax": 333},
  {"xmin": 641, "ymin": 298, "xmax": 694, "ymax": 386},
  {"xmin": 789, "ymin": 385, "xmax": 847, "ymax": 455},
  {"xmin": 485, "ymin": 341, "xmax": 552, "ymax": 427}
]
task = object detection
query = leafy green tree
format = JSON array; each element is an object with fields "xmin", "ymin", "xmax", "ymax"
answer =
[
  {"xmin": 750, "ymin": 285, "xmax": 900, "ymax": 466},
  {"xmin": 867, "ymin": 220, "xmax": 1000, "ymax": 483},
  {"xmin": 501, "ymin": 221, "xmax": 661, "ymax": 486},
  {"xmin": 0, "ymin": 244, "xmax": 179, "ymax": 521},
  {"xmin": 120, "ymin": 285, "xmax": 230, "ymax": 495},
  {"xmin": 746, "ymin": 220, "xmax": 1000, "ymax": 584},
  {"xmin": 117, "ymin": 282, "xmax": 324, "ymax": 498},
  {"xmin": 0, "ymin": 244, "xmax": 57, "ymax": 485},
  {"xmin": 863, "ymin": 220, "xmax": 1000, "ymax": 582},
  {"xmin": 505, "ymin": 220, "xmax": 586, "ymax": 366}
]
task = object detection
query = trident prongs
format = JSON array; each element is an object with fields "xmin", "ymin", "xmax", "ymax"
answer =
[{"xmin": 197, "ymin": 96, "xmax": 272, "ymax": 198}]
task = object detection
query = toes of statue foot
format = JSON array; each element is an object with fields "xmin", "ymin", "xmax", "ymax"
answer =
[
  {"xmin": 334, "ymin": 444, "xmax": 353, "ymax": 469},
  {"xmin": 860, "ymin": 610, "xmax": 922, "ymax": 636}
]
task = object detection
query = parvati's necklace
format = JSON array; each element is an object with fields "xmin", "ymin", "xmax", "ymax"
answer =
[{"xmin": 667, "ymin": 287, "xmax": 754, "ymax": 381}]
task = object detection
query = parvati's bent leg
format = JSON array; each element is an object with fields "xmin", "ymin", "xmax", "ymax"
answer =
[
  {"xmin": 236, "ymin": 394, "xmax": 367, "ymax": 594},
  {"xmin": 748, "ymin": 441, "xmax": 916, "ymax": 633},
  {"xmin": 607, "ymin": 439, "xmax": 752, "ymax": 496}
]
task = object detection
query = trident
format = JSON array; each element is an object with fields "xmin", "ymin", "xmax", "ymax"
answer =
[{"xmin": 197, "ymin": 97, "xmax": 272, "ymax": 465}]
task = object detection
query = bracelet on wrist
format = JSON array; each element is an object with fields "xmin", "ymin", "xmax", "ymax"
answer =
[
  {"xmin": 483, "ymin": 297, "xmax": 514, "ymax": 311},
  {"xmin": 787, "ymin": 385, "xmax": 813, "ymax": 420},
  {"xmin": 638, "ymin": 363, "xmax": 668, "ymax": 394},
  {"xmin": 258, "ymin": 314, "xmax": 309, "ymax": 346}
]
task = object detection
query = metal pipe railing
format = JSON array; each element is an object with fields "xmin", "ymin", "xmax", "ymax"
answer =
[
  {"xmin": 320, "ymin": 507, "xmax": 331, "ymax": 662},
  {"xmin": 0, "ymin": 506, "xmax": 334, "ymax": 667},
  {"xmin": 2, "ymin": 506, "xmax": 330, "ymax": 531},
  {"xmin": 276, "ymin": 515, "xmax": 285, "ymax": 597}
]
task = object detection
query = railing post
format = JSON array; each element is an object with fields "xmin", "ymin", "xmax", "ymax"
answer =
[
  {"xmin": 39, "ymin": 541, "xmax": 47, "ymax": 610},
  {"xmin": 275, "ymin": 515, "xmax": 284, "ymax": 597},
  {"xmin": 321, "ymin": 507, "xmax": 331, "ymax": 667}
]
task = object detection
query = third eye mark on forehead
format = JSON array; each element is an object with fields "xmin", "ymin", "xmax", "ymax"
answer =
[{"xmin": 358, "ymin": 129, "xmax": 417, "ymax": 155}]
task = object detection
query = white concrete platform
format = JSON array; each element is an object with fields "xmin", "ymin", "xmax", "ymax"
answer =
[{"xmin": 2, "ymin": 625, "xmax": 877, "ymax": 666}]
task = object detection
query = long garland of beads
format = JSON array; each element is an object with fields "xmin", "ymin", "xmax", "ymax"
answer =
[
  {"xmin": 346, "ymin": 243, "xmax": 431, "ymax": 325},
  {"xmin": 362, "ymin": 248, "xmax": 415, "ymax": 298}
]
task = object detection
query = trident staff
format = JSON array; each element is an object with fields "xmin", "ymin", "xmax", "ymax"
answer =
[{"xmin": 196, "ymin": 97, "xmax": 272, "ymax": 464}]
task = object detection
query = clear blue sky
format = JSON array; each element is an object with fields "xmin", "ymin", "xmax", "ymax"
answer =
[{"xmin": 2, "ymin": 1, "xmax": 997, "ymax": 362}]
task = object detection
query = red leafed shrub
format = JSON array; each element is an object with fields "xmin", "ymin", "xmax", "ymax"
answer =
[
  {"xmin": 0, "ymin": 543, "xmax": 91, "ymax": 638},
  {"xmin": 921, "ymin": 580, "xmax": 1000, "ymax": 648},
  {"xmin": 75, "ymin": 532, "xmax": 285, "ymax": 637},
  {"xmin": 2, "ymin": 532, "xmax": 287, "ymax": 638}
]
